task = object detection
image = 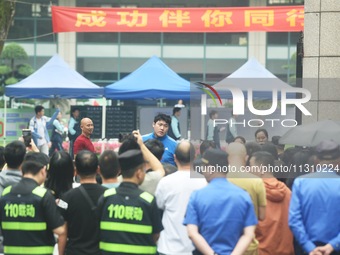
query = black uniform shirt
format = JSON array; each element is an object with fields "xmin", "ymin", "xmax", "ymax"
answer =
[
  {"xmin": 0, "ymin": 178, "xmax": 64, "ymax": 253},
  {"xmin": 98, "ymin": 182, "xmax": 163, "ymax": 255}
]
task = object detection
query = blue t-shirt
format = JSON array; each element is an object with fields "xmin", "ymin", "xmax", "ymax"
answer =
[
  {"xmin": 142, "ymin": 133, "xmax": 177, "ymax": 166},
  {"xmin": 184, "ymin": 178, "xmax": 258, "ymax": 255}
]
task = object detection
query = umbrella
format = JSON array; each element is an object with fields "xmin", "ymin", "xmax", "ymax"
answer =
[{"xmin": 279, "ymin": 120, "xmax": 340, "ymax": 147}]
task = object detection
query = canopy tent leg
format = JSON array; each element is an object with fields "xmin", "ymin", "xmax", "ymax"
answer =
[
  {"xmin": 201, "ymin": 94, "xmax": 207, "ymax": 141},
  {"xmin": 101, "ymin": 97, "xmax": 107, "ymax": 140},
  {"xmin": 3, "ymin": 96, "xmax": 7, "ymax": 147}
]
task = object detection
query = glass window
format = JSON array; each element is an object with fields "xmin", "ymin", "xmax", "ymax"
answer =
[
  {"xmin": 79, "ymin": 0, "xmax": 249, "ymax": 7},
  {"xmin": 77, "ymin": 32, "xmax": 118, "ymax": 43},
  {"xmin": 15, "ymin": 3, "xmax": 33, "ymax": 17},
  {"xmin": 206, "ymin": 33, "xmax": 248, "ymax": 45},
  {"xmin": 197, "ymin": 0, "xmax": 249, "ymax": 7},
  {"xmin": 83, "ymin": 72, "xmax": 117, "ymax": 83},
  {"xmin": 267, "ymin": 32, "xmax": 300, "ymax": 45},
  {"xmin": 8, "ymin": 19, "xmax": 34, "ymax": 43},
  {"xmin": 14, "ymin": 1, "xmax": 56, "ymax": 17},
  {"xmin": 32, "ymin": 3, "xmax": 52, "ymax": 17},
  {"xmin": 78, "ymin": 57, "xmax": 117, "ymax": 86},
  {"xmin": 267, "ymin": 0, "xmax": 304, "ymax": 5},
  {"xmin": 179, "ymin": 73, "xmax": 203, "ymax": 82},
  {"xmin": 37, "ymin": 19, "xmax": 55, "ymax": 42},
  {"xmin": 266, "ymin": 59, "xmax": 296, "ymax": 84},
  {"xmin": 206, "ymin": 59, "xmax": 246, "ymax": 78},
  {"xmin": 121, "ymin": 33, "xmax": 160, "ymax": 44},
  {"xmin": 164, "ymin": 33, "xmax": 203, "ymax": 45}
]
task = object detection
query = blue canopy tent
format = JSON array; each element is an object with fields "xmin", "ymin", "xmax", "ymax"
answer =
[
  {"xmin": 104, "ymin": 56, "xmax": 202, "ymax": 139},
  {"xmin": 5, "ymin": 54, "xmax": 104, "ymax": 98},
  {"xmin": 4, "ymin": 54, "xmax": 104, "ymax": 145},
  {"xmin": 104, "ymin": 56, "xmax": 194, "ymax": 100}
]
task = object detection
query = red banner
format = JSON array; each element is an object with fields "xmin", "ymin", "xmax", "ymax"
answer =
[{"xmin": 52, "ymin": 6, "xmax": 304, "ymax": 33}]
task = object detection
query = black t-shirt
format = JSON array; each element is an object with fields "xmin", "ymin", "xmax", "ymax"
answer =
[{"xmin": 61, "ymin": 183, "xmax": 107, "ymax": 255}]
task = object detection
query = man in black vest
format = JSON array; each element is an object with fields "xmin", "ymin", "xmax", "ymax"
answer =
[
  {"xmin": 0, "ymin": 160, "xmax": 66, "ymax": 255},
  {"xmin": 98, "ymin": 149, "xmax": 163, "ymax": 255},
  {"xmin": 168, "ymin": 107, "xmax": 182, "ymax": 141},
  {"xmin": 68, "ymin": 107, "xmax": 81, "ymax": 159}
]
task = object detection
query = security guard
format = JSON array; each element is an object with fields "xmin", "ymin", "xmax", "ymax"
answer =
[
  {"xmin": 98, "ymin": 149, "xmax": 163, "ymax": 255},
  {"xmin": 0, "ymin": 159, "xmax": 66, "ymax": 255}
]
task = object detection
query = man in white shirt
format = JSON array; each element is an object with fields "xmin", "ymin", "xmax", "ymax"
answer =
[
  {"xmin": 29, "ymin": 105, "xmax": 59, "ymax": 155},
  {"xmin": 155, "ymin": 140, "xmax": 207, "ymax": 255}
]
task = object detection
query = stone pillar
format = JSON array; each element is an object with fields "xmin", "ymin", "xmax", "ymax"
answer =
[
  {"xmin": 248, "ymin": 33, "xmax": 266, "ymax": 65},
  {"xmin": 57, "ymin": 0, "xmax": 76, "ymax": 69},
  {"xmin": 248, "ymin": 0, "xmax": 267, "ymax": 65},
  {"xmin": 303, "ymin": 0, "xmax": 340, "ymax": 123}
]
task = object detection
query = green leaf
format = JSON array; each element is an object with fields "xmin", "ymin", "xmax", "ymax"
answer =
[
  {"xmin": 1, "ymin": 43, "xmax": 28, "ymax": 60},
  {"xmin": 18, "ymin": 64, "xmax": 34, "ymax": 76},
  {"xmin": 0, "ymin": 65, "xmax": 11, "ymax": 75},
  {"xmin": 5, "ymin": 77, "xmax": 18, "ymax": 85}
]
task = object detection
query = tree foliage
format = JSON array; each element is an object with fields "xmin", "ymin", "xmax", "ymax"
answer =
[
  {"xmin": 0, "ymin": 0, "xmax": 16, "ymax": 55},
  {"xmin": 0, "ymin": 43, "xmax": 34, "ymax": 96},
  {"xmin": 1, "ymin": 42, "xmax": 28, "ymax": 74},
  {"xmin": 18, "ymin": 63, "xmax": 34, "ymax": 76},
  {"xmin": 282, "ymin": 52, "xmax": 297, "ymax": 86},
  {"xmin": 1, "ymin": 42, "xmax": 28, "ymax": 60},
  {"xmin": 0, "ymin": 65, "xmax": 11, "ymax": 75},
  {"xmin": 4, "ymin": 76, "xmax": 18, "ymax": 85}
]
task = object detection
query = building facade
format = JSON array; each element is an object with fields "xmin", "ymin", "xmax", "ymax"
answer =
[{"xmin": 7, "ymin": 0, "xmax": 303, "ymax": 90}]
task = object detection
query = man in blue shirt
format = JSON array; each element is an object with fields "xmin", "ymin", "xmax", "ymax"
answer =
[
  {"xmin": 184, "ymin": 149, "xmax": 257, "ymax": 255},
  {"xmin": 289, "ymin": 140, "xmax": 340, "ymax": 255},
  {"xmin": 142, "ymin": 113, "xmax": 177, "ymax": 166}
]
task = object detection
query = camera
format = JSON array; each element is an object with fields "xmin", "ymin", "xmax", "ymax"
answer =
[
  {"xmin": 118, "ymin": 133, "xmax": 137, "ymax": 143},
  {"xmin": 22, "ymin": 129, "xmax": 32, "ymax": 147}
]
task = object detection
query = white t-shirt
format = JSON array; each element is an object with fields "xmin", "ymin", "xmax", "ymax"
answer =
[
  {"xmin": 36, "ymin": 118, "xmax": 46, "ymax": 146},
  {"xmin": 155, "ymin": 170, "xmax": 207, "ymax": 255},
  {"xmin": 139, "ymin": 171, "xmax": 163, "ymax": 195},
  {"xmin": 117, "ymin": 171, "xmax": 163, "ymax": 195}
]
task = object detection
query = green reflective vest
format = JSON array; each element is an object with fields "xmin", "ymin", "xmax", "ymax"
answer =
[
  {"xmin": 99, "ymin": 187, "xmax": 157, "ymax": 255},
  {"xmin": 0, "ymin": 186, "xmax": 55, "ymax": 255}
]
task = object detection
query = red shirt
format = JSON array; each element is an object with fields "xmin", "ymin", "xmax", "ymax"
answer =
[{"xmin": 73, "ymin": 134, "xmax": 95, "ymax": 155}]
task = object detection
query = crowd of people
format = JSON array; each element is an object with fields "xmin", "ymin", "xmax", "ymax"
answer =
[{"xmin": 0, "ymin": 107, "xmax": 339, "ymax": 255}]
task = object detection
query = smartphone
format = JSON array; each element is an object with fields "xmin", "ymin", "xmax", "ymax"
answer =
[{"xmin": 22, "ymin": 129, "xmax": 32, "ymax": 147}]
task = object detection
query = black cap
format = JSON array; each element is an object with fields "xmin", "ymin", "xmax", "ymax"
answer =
[
  {"xmin": 196, "ymin": 149, "xmax": 228, "ymax": 167},
  {"xmin": 118, "ymin": 149, "xmax": 144, "ymax": 171},
  {"xmin": 315, "ymin": 140, "xmax": 340, "ymax": 160}
]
